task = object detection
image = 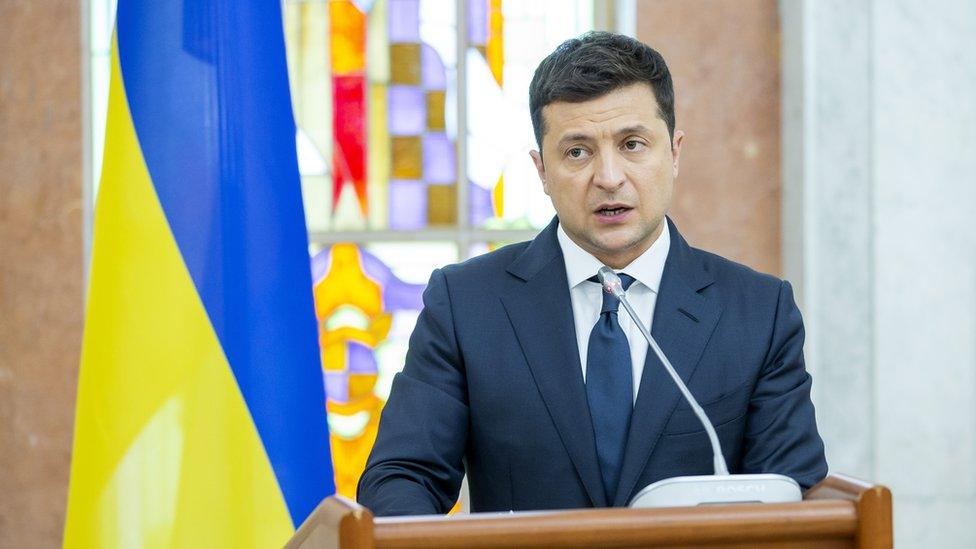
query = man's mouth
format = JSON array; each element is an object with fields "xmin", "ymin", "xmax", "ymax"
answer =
[{"xmin": 595, "ymin": 205, "xmax": 632, "ymax": 217}]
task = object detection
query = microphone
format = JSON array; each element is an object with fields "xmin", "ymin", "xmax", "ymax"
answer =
[{"xmin": 597, "ymin": 266, "xmax": 802, "ymax": 508}]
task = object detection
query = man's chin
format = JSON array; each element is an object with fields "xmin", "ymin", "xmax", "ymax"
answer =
[{"xmin": 585, "ymin": 238, "xmax": 650, "ymax": 267}]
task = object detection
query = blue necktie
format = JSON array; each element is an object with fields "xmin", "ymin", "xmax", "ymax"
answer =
[{"xmin": 586, "ymin": 272, "xmax": 635, "ymax": 505}]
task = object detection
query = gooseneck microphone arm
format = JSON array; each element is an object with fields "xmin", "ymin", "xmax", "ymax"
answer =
[{"xmin": 597, "ymin": 266, "xmax": 730, "ymax": 476}]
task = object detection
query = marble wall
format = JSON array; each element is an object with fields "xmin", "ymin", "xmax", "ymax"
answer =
[
  {"xmin": 0, "ymin": 1, "xmax": 84, "ymax": 546},
  {"xmin": 782, "ymin": 0, "xmax": 976, "ymax": 545},
  {"xmin": 637, "ymin": 0, "xmax": 782, "ymax": 277}
]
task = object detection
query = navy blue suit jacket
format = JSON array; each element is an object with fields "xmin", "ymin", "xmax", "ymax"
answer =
[{"xmin": 358, "ymin": 218, "xmax": 827, "ymax": 515}]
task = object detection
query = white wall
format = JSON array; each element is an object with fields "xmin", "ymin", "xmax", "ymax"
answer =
[{"xmin": 781, "ymin": 1, "xmax": 976, "ymax": 546}]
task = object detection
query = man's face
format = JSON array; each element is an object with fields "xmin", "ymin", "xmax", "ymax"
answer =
[{"xmin": 531, "ymin": 83, "xmax": 683, "ymax": 268}]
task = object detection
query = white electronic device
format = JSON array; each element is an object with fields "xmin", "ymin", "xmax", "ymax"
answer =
[
  {"xmin": 629, "ymin": 473, "xmax": 801, "ymax": 508},
  {"xmin": 595, "ymin": 267, "xmax": 803, "ymax": 509}
]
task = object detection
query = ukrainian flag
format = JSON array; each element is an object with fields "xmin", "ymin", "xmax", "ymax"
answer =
[{"xmin": 64, "ymin": 2, "xmax": 333, "ymax": 546}]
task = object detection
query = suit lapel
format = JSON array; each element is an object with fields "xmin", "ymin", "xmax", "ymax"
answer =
[
  {"xmin": 613, "ymin": 221, "xmax": 724, "ymax": 506},
  {"xmin": 500, "ymin": 220, "xmax": 607, "ymax": 507}
]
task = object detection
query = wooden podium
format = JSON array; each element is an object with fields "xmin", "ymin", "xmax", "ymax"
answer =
[{"xmin": 285, "ymin": 474, "xmax": 891, "ymax": 548}]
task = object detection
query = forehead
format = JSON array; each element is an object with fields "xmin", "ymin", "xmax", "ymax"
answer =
[{"xmin": 541, "ymin": 83, "xmax": 664, "ymax": 141}]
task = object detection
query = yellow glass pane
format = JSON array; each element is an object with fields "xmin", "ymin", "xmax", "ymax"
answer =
[
  {"xmin": 487, "ymin": 0, "xmax": 504, "ymax": 85},
  {"xmin": 427, "ymin": 184, "xmax": 457, "ymax": 225},
  {"xmin": 389, "ymin": 43, "xmax": 421, "ymax": 85},
  {"xmin": 348, "ymin": 373, "xmax": 379, "ymax": 400},
  {"xmin": 391, "ymin": 136, "xmax": 422, "ymax": 179},
  {"xmin": 426, "ymin": 90, "xmax": 446, "ymax": 131},
  {"xmin": 330, "ymin": 0, "xmax": 366, "ymax": 74}
]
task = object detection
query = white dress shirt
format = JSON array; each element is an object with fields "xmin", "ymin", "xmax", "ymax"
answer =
[{"xmin": 557, "ymin": 220, "xmax": 671, "ymax": 404}]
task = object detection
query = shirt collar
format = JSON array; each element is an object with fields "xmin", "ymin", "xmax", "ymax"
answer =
[{"xmin": 557, "ymin": 218, "xmax": 671, "ymax": 293}]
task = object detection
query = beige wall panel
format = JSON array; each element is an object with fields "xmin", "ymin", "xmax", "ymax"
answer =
[
  {"xmin": 0, "ymin": 1, "xmax": 84, "ymax": 546},
  {"xmin": 637, "ymin": 0, "xmax": 781, "ymax": 276}
]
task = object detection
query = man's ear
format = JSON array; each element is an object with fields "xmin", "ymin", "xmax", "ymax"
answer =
[
  {"xmin": 529, "ymin": 150, "xmax": 549, "ymax": 195},
  {"xmin": 671, "ymin": 130, "xmax": 685, "ymax": 179}
]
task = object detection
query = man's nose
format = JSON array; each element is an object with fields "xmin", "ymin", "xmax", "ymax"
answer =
[{"xmin": 592, "ymin": 150, "xmax": 625, "ymax": 191}]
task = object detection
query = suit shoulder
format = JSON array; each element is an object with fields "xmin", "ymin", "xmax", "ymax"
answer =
[
  {"xmin": 688, "ymin": 244, "xmax": 800, "ymax": 341},
  {"xmin": 691, "ymin": 245, "xmax": 787, "ymax": 294}
]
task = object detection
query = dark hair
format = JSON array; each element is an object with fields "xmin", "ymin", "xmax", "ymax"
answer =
[{"xmin": 529, "ymin": 31, "xmax": 675, "ymax": 150}]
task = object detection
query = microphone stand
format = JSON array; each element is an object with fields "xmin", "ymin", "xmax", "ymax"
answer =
[{"xmin": 597, "ymin": 267, "xmax": 803, "ymax": 508}]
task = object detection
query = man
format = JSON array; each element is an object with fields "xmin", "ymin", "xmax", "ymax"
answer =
[{"xmin": 358, "ymin": 32, "xmax": 827, "ymax": 516}]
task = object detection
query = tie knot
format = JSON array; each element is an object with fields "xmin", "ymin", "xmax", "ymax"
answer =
[{"xmin": 589, "ymin": 272, "xmax": 635, "ymax": 314}]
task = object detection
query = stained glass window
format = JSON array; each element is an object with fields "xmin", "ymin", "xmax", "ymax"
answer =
[
  {"xmin": 286, "ymin": 0, "xmax": 592, "ymax": 237},
  {"xmin": 286, "ymin": 0, "xmax": 594, "ymax": 501},
  {"xmin": 310, "ymin": 241, "xmax": 456, "ymax": 497},
  {"xmin": 286, "ymin": 0, "xmax": 464, "ymax": 232}
]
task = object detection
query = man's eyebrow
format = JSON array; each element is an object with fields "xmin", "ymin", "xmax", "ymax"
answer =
[
  {"xmin": 555, "ymin": 133, "xmax": 594, "ymax": 148},
  {"xmin": 615, "ymin": 124, "xmax": 653, "ymax": 136}
]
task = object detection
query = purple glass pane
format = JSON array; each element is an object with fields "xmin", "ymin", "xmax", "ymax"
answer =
[
  {"xmin": 359, "ymin": 250, "xmax": 426, "ymax": 310},
  {"xmin": 311, "ymin": 248, "xmax": 331, "ymax": 282},
  {"xmin": 388, "ymin": 86, "xmax": 426, "ymax": 135},
  {"xmin": 421, "ymin": 44, "xmax": 447, "ymax": 90},
  {"xmin": 347, "ymin": 341, "xmax": 378, "ymax": 374},
  {"xmin": 467, "ymin": 0, "xmax": 488, "ymax": 45},
  {"xmin": 388, "ymin": 0, "xmax": 421, "ymax": 43},
  {"xmin": 469, "ymin": 181, "xmax": 493, "ymax": 226},
  {"xmin": 383, "ymin": 275, "xmax": 426, "ymax": 310},
  {"xmin": 422, "ymin": 133, "xmax": 455, "ymax": 183},
  {"xmin": 388, "ymin": 179, "xmax": 428, "ymax": 229},
  {"xmin": 325, "ymin": 371, "xmax": 348, "ymax": 402}
]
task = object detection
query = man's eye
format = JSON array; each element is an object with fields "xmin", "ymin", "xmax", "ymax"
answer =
[
  {"xmin": 568, "ymin": 147, "xmax": 585, "ymax": 158},
  {"xmin": 624, "ymin": 140, "xmax": 644, "ymax": 151}
]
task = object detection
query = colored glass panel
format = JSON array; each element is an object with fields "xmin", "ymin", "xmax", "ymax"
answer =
[
  {"xmin": 426, "ymin": 90, "xmax": 446, "ymax": 131},
  {"xmin": 421, "ymin": 44, "xmax": 448, "ymax": 90},
  {"xmin": 486, "ymin": 0, "xmax": 504, "ymax": 85},
  {"xmin": 391, "ymin": 136, "xmax": 423, "ymax": 179},
  {"xmin": 348, "ymin": 341, "xmax": 379, "ymax": 374},
  {"xmin": 468, "ymin": 0, "xmax": 488, "ymax": 45},
  {"xmin": 330, "ymin": 0, "xmax": 367, "ymax": 74},
  {"xmin": 388, "ymin": 180, "xmax": 427, "ymax": 230},
  {"xmin": 422, "ymin": 133, "xmax": 455, "ymax": 184},
  {"xmin": 427, "ymin": 184, "xmax": 457, "ymax": 225},
  {"xmin": 390, "ymin": 43, "xmax": 422, "ymax": 85},
  {"xmin": 388, "ymin": 86, "xmax": 426, "ymax": 135},
  {"xmin": 324, "ymin": 369, "xmax": 347, "ymax": 400},
  {"xmin": 333, "ymin": 75, "xmax": 368, "ymax": 214},
  {"xmin": 388, "ymin": 0, "xmax": 421, "ymax": 42},
  {"xmin": 469, "ymin": 181, "xmax": 493, "ymax": 227}
]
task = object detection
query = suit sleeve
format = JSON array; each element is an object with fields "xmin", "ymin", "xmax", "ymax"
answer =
[
  {"xmin": 740, "ymin": 280, "xmax": 828, "ymax": 489},
  {"xmin": 357, "ymin": 268, "xmax": 469, "ymax": 516}
]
